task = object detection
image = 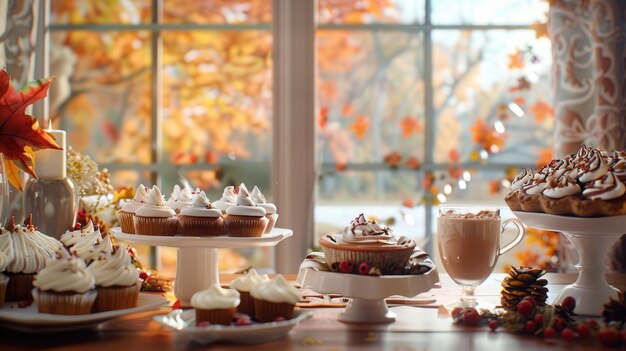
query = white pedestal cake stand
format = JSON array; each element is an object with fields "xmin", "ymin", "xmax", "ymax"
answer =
[
  {"xmin": 512, "ymin": 211, "xmax": 626, "ymax": 316},
  {"xmin": 111, "ymin": 227, "xmax": 293, "ymax": 306},
  {"xmin": 298, "ymin": 267, "xmax": 439, "ymax": 324}
]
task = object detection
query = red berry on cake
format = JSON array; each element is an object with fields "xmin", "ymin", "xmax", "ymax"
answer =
[
  {"xmin": 339, "ymin": 260, "xmax": 354, "ymax": 273},
  {"xmin": 357, "ymin": 262, "xmax": 369, "ymax": 275}
]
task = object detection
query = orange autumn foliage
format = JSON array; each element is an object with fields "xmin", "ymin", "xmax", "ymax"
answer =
[
  {"xmin": 350, "ymin": 115, "xmax": 370, "ymax": 140},
  {"xmin": 470, "ymin": 119, "xmax": 506, "ymax": 151}
]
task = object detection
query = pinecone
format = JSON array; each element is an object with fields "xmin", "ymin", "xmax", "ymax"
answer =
[
  {"xmin": 603, "ymin": 291, "xmax": 626, "ymax": 324},
  {"xmin": 500, "ymin": 267, "xmax": 549, "ymax": 309}
]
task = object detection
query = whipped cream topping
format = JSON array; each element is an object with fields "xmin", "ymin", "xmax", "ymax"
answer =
[
  {"xmin": 191, "ymin": 284, "xmax": 240, "ymax": 310},
  {"xmin": 521, "ymin": 173, "xmax": 548, "ymax": 195},
  {"xmin": 60, "ymin": 221, "xmax": 97, "ymax": 248},
  {"xmin": 582, "ymin": 172, "xmax": 626, "ymax": 200},
  {"xmin": 439, "ymin": 209, "xmax": 500, "ymax": 219},
  {"xmin": 229, "ymin": 268, "xmax": 270, "ymax": 292},
  {"xmin": 213, "ymin": 186, "xmax": 237, "ymax": 213},
  {"xmin": 511, "ymin": 169, "xmax": 533, "ymax": 191},
  {"xmin": 226, "ymin": 186, "xmax": 266, "ymax": 217},
  {"xmin": 249, "ymin": 274, "xmax": 300, "ymax": 305},
  {"xmin": 0, "ymin": 228, "xmax": 13, "ymax": 272},
  {"xmin": 135, "ymin": 186, "xmax": 176, "ymax": 218},
  {"xmin": 5, "ymin": 219, "xmax": 65, "ymax": 274},
  {"xmin": 71, "ymin": 231, "xmax": 113, "ymax": 262},
  {"xmin": 326, "ymin": 214, "xmax": 412, "ymax": 246},
  {"xmin": 543, "ymin": 176, "xmax": 581, "ymax": 199},
  {"xmin": 88, "ymin": 246, "xmax": 139, "ymax": 287},
  {"xmin": 610, "ymin": 158, "xmax": 626, "ymax": 179},
  {"xmin": 121, "ymin": 184, "xmax": 150, "ymax": 213},
  {"xmin": 180, "ymin": 191, "xmax": 222, "ymax": 218},
  {"xmin": 166, "ymin": 185, "xmax": 193, "ymax": 210},
  {"xmin": 250, "ymin": 186, "xmax": 277, "ymax": 215},
  {"xmin": 578, "ymin": 150, "xmax": 610, "ymax": 183},
  {"xmin": 33, "ymin": 252, "xmax": 95, "ymax": 293}
]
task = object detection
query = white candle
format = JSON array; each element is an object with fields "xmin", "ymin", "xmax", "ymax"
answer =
[{"xmin": 34, "ymin": 128, "xmax": 66, "ymax": 179}]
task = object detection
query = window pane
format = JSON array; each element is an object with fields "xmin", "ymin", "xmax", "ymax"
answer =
[
  {"xmin": 163, "ymin": 0, "xmax": 271, "ymax": 24},
  {"xmin": 51, "ymin": 31, "xmax": 152, "ymax": 164},
  {"xmin": 317, "ymin": 30, "xmax": 424, "ymax": 165},
  {"xmin": 109, "ymin": 170, "xmax": 152, "ymax": 189},
  {"xmin": 318, "ymin": 0, "xmax": 425, "ymax": 24},
  {"xmin": 432, "ymin": 30, "xmax": 552, "ymax": 165},
  {"xmin": 51, "ymin": 0, "xmax": 151, "ymax": 24},
  {"xmin": 431, "ymin": 0, "xmax": 547, "ymax": 25}
]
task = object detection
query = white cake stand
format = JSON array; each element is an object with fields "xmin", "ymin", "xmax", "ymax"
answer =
[
  {"xmin": 512, "ymin": 211, "xmax": 626, "ymax": 316},
  {"xmin": 111, "ymin": 227, "xmax": 293, "ymax": 306},
  {"xmin": 298, "ymin": 267, "xmax": 439, "ymax": 324}
]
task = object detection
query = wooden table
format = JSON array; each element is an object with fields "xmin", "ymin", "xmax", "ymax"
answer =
[{"xmin": 1, "ymin": 273, "xmax": 624, "ymax": 350}]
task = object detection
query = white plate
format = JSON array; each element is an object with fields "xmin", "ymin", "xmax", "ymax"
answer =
[
  {"xmin": 111, "ymin": 227, "xmax": 293, "ymax": 248},
  {"xmin": 154, "ymin": 309, "xmax": 313, "ymax": 344},
  {"xmin": 0, "ymin": 293, "xmax": 168, "ymax": 332}
]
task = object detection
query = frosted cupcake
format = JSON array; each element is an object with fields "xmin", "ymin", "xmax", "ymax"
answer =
[
  {"xmin": 224, "ymin": 187, "xmax": 268, "ymax": 237},
  {"xmin": 178, "ymin": 191, "xmax": 224, "ymax": 236},
  {"xmin": 33, "ymin": 251, "xmax": 97, "ymax": 315},
  {"xmin": 1, "ymin": 216, "xmax": 64, "ymax": 301},
  {"xmin": 191, "ymin": 284, "xmax": 240, "ymax": 326},
  {"xmin": 0, "ymin": 235, "xmax": 11, "ymax": 306},
  {"xmin": 60, "ymin": 221, "xmax": 97, "ymax": 249},
  {"xmin": 250, "ymin": 275, "xmax": 300, "ymax": 322},
  {"xmin": 134, "ymin": 186, "xmax": 178, "ymax": 236},
  {"xmin": 116, "ymin": 184, "xmax": 149, "ymax": 233},
  {"xmin": 71, "ymin": 229, "xmax": 114, "ymax": 264},
  {"xmin": 212, "ymin": 186, "xmax": 237, "ymax": 214},
  {"xmin": 88, "ymin": 246, "xmax": 141, "ymax": 312},
  {"xmin": 229, "ymin": 269, "xmax": 269, "ymax": 315},
  {"xmin": 250, "ymin": 186, "xmax": 279, "ymax": 234},
  {"xmin": 166, "ymin": 185, "xmax": 193, "ymax": 214}
]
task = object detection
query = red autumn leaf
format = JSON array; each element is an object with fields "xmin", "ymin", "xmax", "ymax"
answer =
[
  {"xmin": 531, "ymin": 22, "xmax": 548, "ymax": 39},
  {"xmin": 488, "ymin": 180, "xmax": 502, "ymax": 194},
  {"xmin": 341, "ymin": 103, "xmax": 354, "ymax": 118},
  {"xmin": 319, "ymin": 106, "xmax": 329, "ymax": 129},
  {"xmin": 399, "ymin": 115, "xmax": 422, "ymax": 138},
  {"xmin": 448, "ymin": 166, "xmax": 462, "ymax": 179},
  {"xmin": 383, "ymin": 151, "xmax": 402, "ymax": 169},
  {"xmin": 448, "ymin": 149, "xmax": 460, "ymax": 163},
  {"xmin": 205, "ymin": 150, "xmax": 218, "ymax": 164},
  {"xmin": 402, "ymin": 199, "xmax": 414, "ymax": 208},
  {"xmin": 507, "ymin": 49, "xmax": 525, "ymax": 70},
  {"xmin": 405, "ymin": 156, "xmax": 421, "ymax": 170},
  {"xmin": 529, "ymin": 101, "xmax": 554, "ymax": 123},
  {"xmin": 0, "ymin": 70, "xmax": 61, "ymax": 178},
  {"xmin": 335, "ymin": 161, "xmax": 347, "ymax": 172},
  {"xmin": 350, "ymin": 115, "xmax": 369, "ymax": 139}
]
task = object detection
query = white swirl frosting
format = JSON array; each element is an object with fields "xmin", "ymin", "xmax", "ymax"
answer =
[
  {"xmin": 582, "ymin": 172, "xmax": 626, "ymax": 200},
  {"xmin": 0, "ymin": 247, "xmax": 10, "ymax": 272},
  {"xmin": 33, "ymin": 253, "xmax": 95, "ymax": 293},
  {"xmin": 7, "ymin": 224, "xmax": 64, "ymax": 274},
  {"xmin": 121, "ymin": 184, "xmax": 150, "ymax": 213},
  {"xmin": 250, "ymin": 186, "xmax": 277, "ymax": 214},
  {"xmin": 0, "ymin": 228, "xmax": 13, "ymax": 271},
  {"xmin": 511, "ymin": 169, "xmax": 533, "ymax": 191},
  {"xmin": 521, "ymin": 172, "xmax": 548, "ymax": 195},
  {"xmin": 337, "ymin": 213, "xmax": 397, "ymax": 245},
  {"xmin": 135, "ymin": 186, "xmax": 176, "ymax": 218},
  {"xmin": 71, "ymin": 231, "xmax": 114, "ymax": 262},
  {"xmin": 578, "ymin": 150, "xmax": 610, "ymax": 183},
  {"xmin": 542, "ymin": 177, "xmax": 582, "ymax": 199},
  {"xmin": 213, "ymin": 186, "xmax": 237, "ymax": 213},
  {"xmin": 191, "ymin": 284, "xmax": 240, "ymax": 310},
  {"xmin": 60, "ymin": 221, "xmax": 96, "ymax": 248},
  {"xmin": 229, "ymin": 269, "xmax": 270, "ymax": 292},
  {"xmin": 166, "ymin": 185, "xmax": 193, "ymax": 210},
  {"xmin": 226, "ymin": 186, "xmax": 266, "ymax": 217},
  {"xmin": 180, "ymin": 191, "xmax": 222, "ymax": 218},
  {"xmin": 250, "ymin": 274, "xmax": 300, "ymax": 305},
  {"xmin": 88, "ymin": 247, "xmax": 140, "ymax": 287}
]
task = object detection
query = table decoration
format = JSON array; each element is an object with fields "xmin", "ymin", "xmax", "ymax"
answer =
[{"xmin": 500, "ymin": 266, "xmax": 549, "ymax": 309}]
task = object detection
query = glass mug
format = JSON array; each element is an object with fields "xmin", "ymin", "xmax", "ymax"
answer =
[{"xmin": 437, "ymin": 205, "xmax": 525, "ymax": 307}]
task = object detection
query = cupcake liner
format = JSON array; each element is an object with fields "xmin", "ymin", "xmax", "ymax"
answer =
[
  {"xmin": 519, "ymin": 193, "xmax": 543, "ymax": 212},
  {"xmin": 539, "ymin": 196, "xmax": 574, "ymax": 216},
  {"xmin": 0, "ymin": 274, "xmax": 8, "ymax": 306},
  {"xmin": 6, "ymin": 273, "xmax": 35, "ymax": 301},
  {"xmin": 195, "ymin": 307, "xmax": 236, "ymax": 326},
  {"xmin": 93, "ymin": 282, "xmax": 141, "ymax": 312},
  {"xmin": 320, "ymin": 244, "xmax": 414, "ymax": 275},
  {"xmin": 236, "ymin": 290, "xmax": 255, "ymax": 316},
  {"xmin": 253, "ymin": 299, "xmax": 295, "ymax": 323},
  {"xmin": 133, "ymin": 216, "xmax": 178, "ymax": 236},
  {"xmin": 504, "ymin": 192, "xmax": 522, "ymax": 211},
  {"xmin": 116, "ymin": 210, "xmax": 135, "ymax": 234},
  {"xmin": 33, "ymin": 289, "xmax": 97, "ymax": 315},
  {"xmin": 224, "ymin": 215, "xmax": 268, "ymax": 237},
  {"xmin": 178, "ymin": 216, "xmax": 225, "ymax": 237},
  {"xmin": 264, "ymin": 213, "xmax": 279, "ymax": 234}
]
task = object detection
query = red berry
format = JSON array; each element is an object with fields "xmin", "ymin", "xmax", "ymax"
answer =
[
  {"xmin": 197, "ymin": 321, "xmax": 210, "ymax": 327},
  {"xmin": 235, "ymin": 317, "xmax": 253, "ymax": 326},
  {"xmin": 74, "ymin": 223, "xmax": 81, "ymax": 229},
  {"xmin": 543, "ymin": 327, "xmax": 556, "ymax": 338},
  {"xmin": 588, "ymin": 320, "xmax": 598, "ymax": 329},
  {"xmin": 451, "ymin": 307, "xmax": 463, "ymax": 318},
  {"xmin": 561, "ymin": 296, "xmax": 576, "ymax": 312},
  {"xmin": 339, "ymin": 260, "xmax": 354, "ymax": 273},
  {"xmin": 554, "ymin": 316, "xmax": 565, "ymax": 331},
  {"xmin": 599, "ymin": 327, "xmax": 621, "ymax": 347},
  {"xmin": 517, "ymin": 300, "xmax": 533, "ymax": 316},
  {"xmin": 357, "ymin": 262, "xmax": 370, "ymax": 275},
  {"xmin": 621, "ymin": 330, "xmax": 626, "ymax": 343},
  {"xmin": 521, "ymin": 296, "xmax": 537, "ymax": 307},
  {"xmin": 533, "ymin": 313, "xmax": 543, "ymax": 325},
  {"xmin": 525, "ymin": 320, "xmax": 537, "ymax": 333},
  {"xmin": 488, "ymin": 320, "xmax": 498, "ymax": 331},
  {"xmin": 561, "ymin": 328, "xmax": 575, "ymax": 341},
  {"xmin": 461, "ymin": 308, "xmax": 480, "ymax": 326},
  {"xmin": 139, "ymin": 272, "xmax": 149, "ymax": 280},
  {"xmin": 273, "ymin": 316, "xmax": 286, "ymax": 322},
  {"xmin": 576, "ymin": 323, "xmax": 590, "ymax": 338}
]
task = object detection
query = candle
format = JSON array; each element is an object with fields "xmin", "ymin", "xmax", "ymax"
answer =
[{"xmin": 34, "ymin": 128, "xmax": 66, "ymax": 179}]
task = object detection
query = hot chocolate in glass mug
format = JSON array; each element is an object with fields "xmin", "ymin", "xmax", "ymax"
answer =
[{"xmin": 437, "ymin": 205, "xmax": 525, "ymax": 308}]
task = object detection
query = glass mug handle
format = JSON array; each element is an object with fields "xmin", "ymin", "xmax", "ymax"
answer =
[{"xmin": 498, "ymin": 218, "xmax": 526, "ymax": 255}]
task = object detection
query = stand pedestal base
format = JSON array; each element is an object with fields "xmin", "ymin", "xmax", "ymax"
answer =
[
  {"xmin": 174, "ymin": 248, "xmax": 219, "ymax": 307},
  {"xmin": 339, "ymin": 298, "xmax": 396, "ymax": 324}
]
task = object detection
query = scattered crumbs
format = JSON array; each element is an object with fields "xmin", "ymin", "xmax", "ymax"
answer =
[
  {"xmin": 364, "ymin": 332, "xmax": 377, "ymax": 343},
  {"xmin": 302, "ymin": 336, "xmax": 324, "ymax": 346},
  {"xmin": 18, "ymin": 301, "xmax": 33, "ymax": 308}
]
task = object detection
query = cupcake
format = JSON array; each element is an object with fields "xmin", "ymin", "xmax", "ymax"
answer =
[
  {"xmin": 1, "ymin": 216, "xmax": 64, "ymax": 301},
  {"xmin": 32, "ymin": 251, "xmax": 97, "ymax": 315},
  {"xmin": 224, "ymin": 187, "xmax": 268, "ymax": 237},
  {"xmin": 71, "ymin": 229, "xmax": 114, "ymax": 264},
  {"xmin": 60, "ymin": 220, "xmax": 96, "ymax": 249},
  {"xmin": 178, "ymin": 191, "xmax": 224, "ymax": 236},
  {"xmin": 134, "ymin": 186, "xmax": 178, "ymax": 236},
  {"xmin": 319, "ymin": 214, "xmax": 417, "ymax": 275},
  {"xmin": 116, "ymin": 184, "xmax": 149, "ymax": 233},
  {"xmin": 250, "ymin": 275, "xmax": 300, "ymax": 322},
  {"xmin": 229, "ymin": 269, "xmax": 269, "ymax": 315},
  {"xmin": 212, "ymin": 186, "xmax": 237, "ymax": 214},
  {"xmin": 0, "ymin": 235, "xmax": 11, "ymax": 306},
  {"xmin": 88, "ymin": 246, "xmax": 141, "ymax": 312},
  {"xmin": 166, "ymin": 184, "xmax": 193, "ymax": 214},
  {"xmin": 191, "ymin": 284, "xmax": 240, "ymax": 326},
  {"xmin": 250, "ymin": 186, "xmax": 279, "ymax": 233}
]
